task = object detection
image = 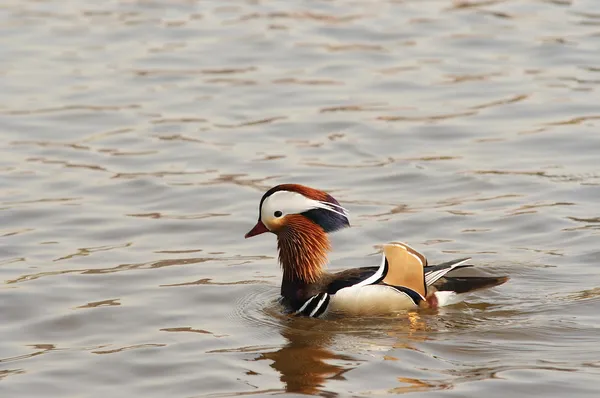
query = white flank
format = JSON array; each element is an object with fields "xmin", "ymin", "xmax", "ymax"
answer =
[{"xmin": 329, "ymin": 285, "xmax": 417, "ymax": 315}]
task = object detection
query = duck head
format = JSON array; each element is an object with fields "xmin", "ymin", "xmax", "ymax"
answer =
[
  {"xmin": 245, "ymin": 184, "xmax": 350, "ymax": 284},
  {"xmin": 245, "ymin": 184, "xmax": 349, "ymax": 238}
]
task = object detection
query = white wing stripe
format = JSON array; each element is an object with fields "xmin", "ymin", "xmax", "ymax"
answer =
[
  {"xmin": 355, "ymin": 243, "xmax": 423, "ymax": 289},
  {"xmin": 425, "ymin": 258, "xmax": 471, "ymax": 286},
  {"xmin": 424, "ymin": 270, "xmax": 445, "ymax": 286},
  {"xmin": 353, "ymin": 252, "xmax": 387, "ymax": 288}
]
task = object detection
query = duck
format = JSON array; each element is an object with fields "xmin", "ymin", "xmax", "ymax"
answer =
[{"xmin": 245, "ymin": 184, "xmax": 508, "ymax": 317}]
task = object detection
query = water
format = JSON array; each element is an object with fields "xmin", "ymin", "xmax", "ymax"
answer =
[{"xmin": 1, "ymin": 0, "xmax": 600, "ymax": 396}]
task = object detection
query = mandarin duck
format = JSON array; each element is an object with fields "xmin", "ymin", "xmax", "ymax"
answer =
[{"xmin": 245, "ymin": 184, "xmax": 508, "ymax": 317}]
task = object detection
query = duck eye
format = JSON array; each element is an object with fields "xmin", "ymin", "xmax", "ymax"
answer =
[{"xmin": 274, "ymin": 211, "xmax": 283, "ymax": 218}]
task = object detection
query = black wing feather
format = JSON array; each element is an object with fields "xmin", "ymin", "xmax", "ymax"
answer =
[{"xmin": 326, "ymin": 266, "xmax": 380, "ymax": 294}]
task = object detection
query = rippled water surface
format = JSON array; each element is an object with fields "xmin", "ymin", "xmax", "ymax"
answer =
[{"xmin": 2, "ymin": 0, "xmax": 600, "ymax": 396}]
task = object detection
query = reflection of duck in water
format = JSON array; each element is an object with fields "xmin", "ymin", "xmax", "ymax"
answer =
[
  {"xmin": 246, "ymin": 184, "xmax": 508, "ymax": 317},
  {"xmin": 255, "ymin": 322, "xmax": 353, "ymax": 395},
  {"xmin": 255, "ymin": 312, "xmax": 433, "ymax": 395}
]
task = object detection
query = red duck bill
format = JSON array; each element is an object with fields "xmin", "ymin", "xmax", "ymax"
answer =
[{"xmin": 245, "ymin": 220, "xmax": 269, "ymax": 238}]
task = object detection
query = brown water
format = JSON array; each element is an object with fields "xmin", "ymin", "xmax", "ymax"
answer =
[{"xmin": 1, "ymin": 0, "xmax": 600, "ymax": 396}]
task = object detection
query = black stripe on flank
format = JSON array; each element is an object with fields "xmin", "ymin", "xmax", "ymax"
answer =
[
  {"xmin": 378, "ymin": 259, "xmax": 389, "ymax": 284},
  {"xmin": 300, "ymin": 295, "xmax": 320, "ymax": 316},
  {"xmin": 295, "ymin": 293, "xmax": 326, "ymax": 317},
  {"xmin": 387, "ymin": 285, "xmax": 423, "ymax": 306},
  {"xmin": 312, "ymin": 294, "xmax": 330, "ymax": 318}
]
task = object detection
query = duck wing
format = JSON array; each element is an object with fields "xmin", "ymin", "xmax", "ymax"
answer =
[
  {"xmin": 293, "ymin": 243, "xmax": 428, "ymax": 317},
  {"xmin": 348, "ymin": 243, "xmax": 507, "ymax": 308},
  {"xmin": 424, "ymin": 258, "xmax": 472, "ymax": 286},
  {"xmin": 331, "ymin": 242, "xmax": 431, "ymax": 298},
  {"xmin": 292, "ymin": 243, "xmax": 507, "ymax": 317},
  {"xmin": 325, "ymin": 241, "xmax": 429, "ymax": 297}
]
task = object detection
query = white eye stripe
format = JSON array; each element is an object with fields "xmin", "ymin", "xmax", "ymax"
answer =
[
  {"xmin": 261, "ymin": 191, "xmax": 319, "ymax": 216},
  {"xmin": 260, "ymin": 191, "xmax": 349, "ymax": 223}
]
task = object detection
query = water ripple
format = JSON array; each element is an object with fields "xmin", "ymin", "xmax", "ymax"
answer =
[{"xmin": 2, "ymin": 0, "xmax": 599, "ymax": 396}]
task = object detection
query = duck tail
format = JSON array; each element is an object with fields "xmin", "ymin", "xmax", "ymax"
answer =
[
  {"xmin": 433, "ymin": 275, "xmax": 509, "ymax": 294},
  {"xmin": 425, "ymin": 276, "xmax": 509, "ymax": 308}
]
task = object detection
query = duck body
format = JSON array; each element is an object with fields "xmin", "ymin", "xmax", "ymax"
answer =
[{"xmin": 246, "ymin": 184, "xmax": 508, "ymax": 318}]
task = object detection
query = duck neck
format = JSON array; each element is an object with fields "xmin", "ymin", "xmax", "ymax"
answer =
[{"xmin": 277, "ymin": 217, "xmax": 330, "ymax": 292}]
